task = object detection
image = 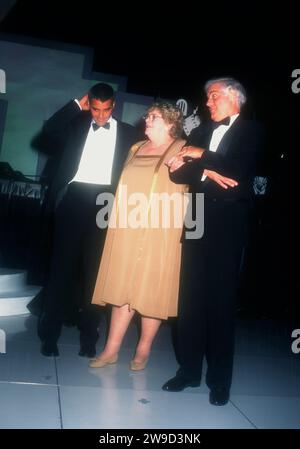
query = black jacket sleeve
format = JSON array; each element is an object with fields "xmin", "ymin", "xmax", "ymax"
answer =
[
  {"xmin": 32, "ymin": 101, "xmax": 83, "ymax": 156},
  {"xmin": 169, "ymin": 159, "xmax": 204, "ymax": 185}
]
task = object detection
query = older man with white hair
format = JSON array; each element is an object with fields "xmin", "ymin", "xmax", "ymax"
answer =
[{"xmin": 163, "ymin": 77, "xmax": 265, "ymax": 405}]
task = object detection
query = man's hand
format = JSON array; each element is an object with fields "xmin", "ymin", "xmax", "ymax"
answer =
[
  {"xmin": 204, "ymin": 169, "xmax": 238, "ymax": 189},
  {"xmin": 79, "ymin": 94, "xmax": 90, "ymax": 111}
]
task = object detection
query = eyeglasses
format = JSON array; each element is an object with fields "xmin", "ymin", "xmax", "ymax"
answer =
[{"xmin": 143, "ymin": 113, "xmax": 163, "ymax": 121}]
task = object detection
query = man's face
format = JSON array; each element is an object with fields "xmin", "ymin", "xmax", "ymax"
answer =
[
  {"xmin": 89, "ymin": 98, "xmax": 114, "ymax": 126},
  {"xmin": 206, "ymin": 83, "xmax": 239, "ymax": 122}
]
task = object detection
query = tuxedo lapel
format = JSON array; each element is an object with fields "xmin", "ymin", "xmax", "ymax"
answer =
[
  {"xmin": 66, "ymin": 115, "xmax": 91, "ymax": 180},
  {"xmin": 72, "ymin": 115, "xmax": 91, "ymax": 165},
  {"xmin": 110, "ymin": 122, "xmax": 130, "ymax": 189},
  {"xmin": 215, "ymin": 116, "xmax": 241, "ymax": 156}
]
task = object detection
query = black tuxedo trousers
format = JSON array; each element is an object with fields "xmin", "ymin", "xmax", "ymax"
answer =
[
  {"xmin": 38, "ymin": 182, "xmax": 109, "ymax": 346},
  {"xmin": 176, "ymin": 198, "xmax": 251, "ymax": 391}
]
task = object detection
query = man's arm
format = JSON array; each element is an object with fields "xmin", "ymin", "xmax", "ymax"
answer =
[
  {"xmin": 43, "ymin": 100, "xmax": 84, "ymax": 138},
  {"xmin": 35, "ymin": 95, "xmax": 88, "ymax": 156},
  {"xmin": 199, "ymin": 122, "xmax": 265, "ymax": 181},
  {"xmin": 168, "ymin": 160, "xmax": 237, "ymax": 190},
  {"xmin": 168, "ymin": 158, "xmax": 204, "ymax": 185},
  {"xmin": 170, "ymin": 121, "xmax": 265, "ymax": 182}
]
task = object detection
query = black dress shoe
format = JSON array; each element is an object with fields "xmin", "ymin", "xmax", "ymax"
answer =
[
  {"xmin": 209, "ymin": 388, "xmax": 230, "ymax": 406},
  {"xmin": 78, "ymin": 345, "xmax": 96, "ymax": 358},
  {"xmin": 162, "ymin": 375, "xmax": 200, "ymax": 392},
  {"xmin": 41, "ymin": 341, "xmax": 59, "ymax": 357}
]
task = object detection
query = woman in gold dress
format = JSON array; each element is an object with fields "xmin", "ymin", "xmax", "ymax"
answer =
[{"xmin": 90, "ymin": 102, "xmax": 187, "ymax": 370}]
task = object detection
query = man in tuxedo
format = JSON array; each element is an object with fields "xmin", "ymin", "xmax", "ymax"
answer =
[
  {"xmin": 163, "ymin": 77, "xmax": 265, "ymax": 405},
  {"xmin": 36, "ymin": 83, "xmax": 139, "ymax": 357}
]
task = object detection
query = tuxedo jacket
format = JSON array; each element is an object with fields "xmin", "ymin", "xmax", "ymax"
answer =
[
  {"xmin": 170, "ymin": 117, "xmax": 265, "ymax": 243},
  {"xmin": 171, "ymin": 117, "xmax": 265, "ymax": 202},
  {"xmin": 41, "ymin": 100, "xmax": 139, "ymax": 210}
]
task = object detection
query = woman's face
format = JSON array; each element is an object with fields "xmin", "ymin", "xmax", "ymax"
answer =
[{"xmin": 144, "ymin": 109, "xmax": 171, "ymax": 139}]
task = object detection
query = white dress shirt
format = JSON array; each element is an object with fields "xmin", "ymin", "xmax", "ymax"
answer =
[
  {"xmin": 201, "ymin": 114, "xmax": 239, "ymax": 181},
  {"xmin": 70, "ymin": 111, "xmax": 117, "ymax": 185}
]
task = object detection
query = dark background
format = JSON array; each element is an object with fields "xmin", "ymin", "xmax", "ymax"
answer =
[
  {"xmin": 1, "ymin": 2, "xmax": 297, "ymax": 158},
  {"xmin": 0, "ymin": 2, "xmax": 295, "ymax": 102}
]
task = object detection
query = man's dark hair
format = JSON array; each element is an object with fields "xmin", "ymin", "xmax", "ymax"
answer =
[{"xmin": 88, "ymin": 83, "xmax": 115, "ymax": 102}]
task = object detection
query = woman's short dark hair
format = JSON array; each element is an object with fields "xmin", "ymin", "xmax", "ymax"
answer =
[
  {"xmin": 88, "ymin": 83, "xmax": 115, "ymax": 102},
  {"xmin": 147, "ymin": 102, "xmax": 183, "ymax": 139}
]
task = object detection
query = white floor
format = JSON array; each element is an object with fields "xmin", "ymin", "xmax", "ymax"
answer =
[{"xmin": 0, "ymin": 313, "xmax": 299, "ymax": 429}]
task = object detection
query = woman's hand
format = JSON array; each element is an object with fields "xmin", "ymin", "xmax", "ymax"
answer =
[
  {"xmin": 166, "ymin": 155, "xmax": 185, "ymax": 172},
  {"xmin": 204, "ymin": 169, "xmax": 238, "ymax": 189},
  {"xmin": 177, "ymin": 145, "xmax": 205, "ymax": 160},
  {"xmin": 166, "ymin": 146, "xmax": 205, "ymax": 173}
]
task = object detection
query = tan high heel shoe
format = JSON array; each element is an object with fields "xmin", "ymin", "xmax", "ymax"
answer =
[
  {"xmin": 89, "ymin": 353, "xmax": 118, "ymax": 368},
  {"xmin": 130, "ymin": 357, "xmax": 148, "ymax": 371}
]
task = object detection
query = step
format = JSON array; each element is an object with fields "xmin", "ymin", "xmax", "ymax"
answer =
[
  {"xmin": 0, "ymin": 286, "xmax": 42, "ymax": 316},
  {"xmin": 0, "ymin": 269, "xmax": 27, "ymax": 293}
]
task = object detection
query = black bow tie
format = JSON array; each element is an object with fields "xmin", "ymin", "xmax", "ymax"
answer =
[
  {"xmin": 212, "ymin": 117, "xmax": 231, "ymax": 129},
  {"xmin": 92, "ymin": 122, "xmax": 110, "ymax": 131}
]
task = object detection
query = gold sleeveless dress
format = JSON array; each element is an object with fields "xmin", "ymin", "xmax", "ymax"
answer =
[{"xmin": 92, "ymin": 139, "xmax": 187, "ymax": 319}]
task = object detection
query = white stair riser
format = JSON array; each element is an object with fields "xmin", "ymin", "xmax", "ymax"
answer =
[
  {"xmin": 0, "ymin": 270, "xmax": 27, "ymax": 293},
  {"xmin": 0, "ymin": 295, "xmax": 35, "ymax": 316},
  {"xmin": 0, "ymin": 270, "xmax": 41, "ymax": 316}
]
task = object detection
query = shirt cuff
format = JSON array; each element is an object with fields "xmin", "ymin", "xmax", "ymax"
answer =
[{"xmin": 74, "ymin": 99, "xmax": 82, "ymax": 110}]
